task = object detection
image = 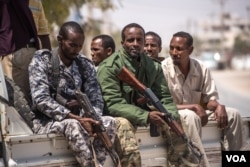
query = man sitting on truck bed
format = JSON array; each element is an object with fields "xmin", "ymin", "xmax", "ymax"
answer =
[
  {"xmin": 143, "ymin": 31, "xmax": 209, "ymax": 166},
  {"xmin": 28, "ymin": 21, "xmax": 117, "ymax": 167},
  {"xmin": 161, "ymin": 31, "xmax": 250, "ymax": 158},
  {"xmin": 97, "ymin": 23, "xmax": 200, "ymax": 167},
  {"xmin": 90, "ymin": 34, "xmax": 141, "ymax": 167}
]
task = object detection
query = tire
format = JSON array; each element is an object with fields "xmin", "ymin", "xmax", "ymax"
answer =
[{"xmin": 4, "ymin": 76, "xmax": 34, "ymax": 128}]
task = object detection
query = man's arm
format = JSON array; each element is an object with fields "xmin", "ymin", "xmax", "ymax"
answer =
[
  {"xmin": 66, "ymin": 112, "xmax": 99, "ymax": 136},
  {"xmin": 97, "ymin": 63, "xmax": 149, "ymax": 126},
  {"xmin": 176, "ymin": 104, "xmax": 208, "ymax": 126},
  {"xmin": 29, "ymin": 50, "xmax": 70, "ymax": 121},
  {"xmin": 31, "ymin": 0, "xmax": 51, "ymax": 50},
  {"xmin": 207, "ymin": 100, "xmax": 228, "ymax": 129},
  {"xmin": 37, "ymin": 6, "xmax": 51, "ymax": 50}
]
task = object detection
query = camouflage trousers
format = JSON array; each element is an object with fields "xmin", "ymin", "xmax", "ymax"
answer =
[
  {"xmin": 176, "ymin": 108, "xmax": 250, "ymax": 167},
  {"xmin": 160, "ymin": 111, "xmax": 205, "ymax": 167},
  {"xmin": 33, "ymin": 116, "xmax": 116, "ymax": 167},
  {"xmin": 114, "ymin": 117, "xmax": 141, "ymax": 167}
]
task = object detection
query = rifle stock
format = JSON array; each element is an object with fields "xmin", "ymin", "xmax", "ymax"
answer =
[
  {"xmin": 117, "ymin": 67, "xmax": 202, "ymax": 163},
  {"xmin": 75, "ymin": 89, "xmax": 121, "ymax": 167},
  {"xmin": 117, "ymin": 67, "xmax": 146, "ymax": 92},
  {"xmin": 117, "ymin": 67, "xmax": 158, "ymax": 136}
]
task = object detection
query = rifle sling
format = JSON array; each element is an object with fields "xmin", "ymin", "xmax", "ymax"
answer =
[
  {"xmin": 51, "ymin": 49, "xmax": 60, "ymax": 95},
  {"xmin": 50, "ymin": 49, "xmax": 84, "ymax": 93}
]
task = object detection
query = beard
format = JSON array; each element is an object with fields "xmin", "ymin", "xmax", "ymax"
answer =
[
  {"xmin": 172, "ymin": 57, "xmax": 181, "ymax": 66},
  {"xmin": 130, "ymin": 54, "xmax": 140, "ymax": 59},
  {"xmin": 131, "ymin": 46, "xmax": 146, "ymax": 60},
  {"xmin": 173, "ymin": 60, "xmax": 180, "ymax": 66}
]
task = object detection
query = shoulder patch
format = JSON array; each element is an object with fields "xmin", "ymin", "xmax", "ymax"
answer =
[
  {"xmin": 35, "ymin": 49, "xmax": 51, "ymax": 57},
  {"xmin": 35, "ymin": 49, "xmax": 52, "ymax": 63}
]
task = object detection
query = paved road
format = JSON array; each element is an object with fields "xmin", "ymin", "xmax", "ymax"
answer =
[{"xmin": 211, "ymin": 69, "xmax": 250, "ymax": 117}]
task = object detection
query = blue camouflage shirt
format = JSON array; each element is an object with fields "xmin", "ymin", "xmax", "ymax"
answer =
[{"xmin": 29, "ymin": 48, "xmax": 103, "ymax": 124}]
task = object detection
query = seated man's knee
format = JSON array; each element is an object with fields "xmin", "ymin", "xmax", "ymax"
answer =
[
  {"xmin": 50, "ymin": 119, "xmax": 83, "ymax": 135},
  {"xmin": 226, "ymin": 107, "xmax": 240, "ymax": 117},
  {"xmin": 115, "ymin": 117, "xmax": 136, "ymax": 132},
  {"xmin": 114, "ymin": 117, "xmax": 138, "ymax": 150},
  {"xmin": 66, "ymin": 119, "xmax": 83, "ymax": 130},
  {"xmin": 179, "ymin": 109, "xmax": 201, "ymax": 123}
]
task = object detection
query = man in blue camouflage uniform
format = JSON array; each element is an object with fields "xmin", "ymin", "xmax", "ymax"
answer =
[{"xmin": 29, "ymin": 21, "xmax": 116, "ymax": 167}]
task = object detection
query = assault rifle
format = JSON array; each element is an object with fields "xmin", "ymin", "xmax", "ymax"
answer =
[
  {"xmin": 117, "ymin": 67, "xmax": 202, "ymax": 164},
  {"xmin": 74, "ymin": 89, "xmax": 121, "ymax": 167}
]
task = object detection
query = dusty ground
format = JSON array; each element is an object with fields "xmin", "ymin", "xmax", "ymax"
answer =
[{"xmin": 211, "ymin": 69, "xmax": 250, "ymax": 98}]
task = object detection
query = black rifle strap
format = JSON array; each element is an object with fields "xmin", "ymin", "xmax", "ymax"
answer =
[
  {"xmin": 50, "ymin": 49, "xmax": 60, "ymax": 96},
  {"xmin": 50, "ymin": 49, "xmax": 84, "ymax": 92},
  {"xmin": 75, "ymin": 58, "xmax": 85, "ymax": 90}
]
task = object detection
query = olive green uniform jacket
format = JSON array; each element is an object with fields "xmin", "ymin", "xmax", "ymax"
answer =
[{"xmin": 97, "ymin": 48, "xmax": 179, "ymax": 126}]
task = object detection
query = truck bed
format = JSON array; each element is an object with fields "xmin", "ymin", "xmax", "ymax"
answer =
[
  {"xmin": 0, "ymin": 66, "xmax": 249, "ymax": 167},
  {"xmin": 1, "ymin": 104, "xmax": 250, "ymax": 167}
]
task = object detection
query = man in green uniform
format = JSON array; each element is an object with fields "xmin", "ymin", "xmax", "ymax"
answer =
[
  {"xmin": 90, "ymin": 34, "xmax": 140, "ymax": 167},
  {"xmin": 97, "ymin": 23, "xmax": 198, "ymax": 167}
]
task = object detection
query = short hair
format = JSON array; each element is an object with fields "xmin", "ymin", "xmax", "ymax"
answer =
[
  {"xmin": 121, "ymin": 23, "xmax": 145, "ymax": 41},
  {"xmin": 145, "ymin": 31, "xmax": 162, "ymax": 47},
  {"xmin": 172, "ymin": 31, "xmax": 193, "ymax": 48},
  {"xmin": 92, "ymin": 34, "xmax": 116, "ymax": 53},
  {"xmin": 59, "ymin": 21, "xmax": 84, "ymax": 39}
]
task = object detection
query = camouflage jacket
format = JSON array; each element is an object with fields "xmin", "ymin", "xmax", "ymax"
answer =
[{"xmin": 29, "ymin": 48, "xmax": 103, "ymax": 132}]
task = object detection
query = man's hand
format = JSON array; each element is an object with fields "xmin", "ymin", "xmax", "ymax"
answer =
[
  {"xmin": 207, "ymin": 101, "xmax": 228, "ymax": 129},
  {"xmin": 192, "ymin": 104, "xmax": 208, "ymax": 126},
  {"xmin": 214, "ymin": 104, "xmax": 228, "ymax": 129},
  {"xmin": 177, "ymin": 104, "xmax": 208, "ymax": 126},
  {"xmin": 66, "ymin": 99, "xmax": 80, "ymax": 111},
  {"xmin": 148, "ymin": 111, "xmax": 165, "ymax": 127},
  {"xmin": 66, "ymin": 113, "xmax": 100, "ymax": 136},
  {"xmin": 78, "ymin": 117, "xmax": 100, "ymax": 137}
]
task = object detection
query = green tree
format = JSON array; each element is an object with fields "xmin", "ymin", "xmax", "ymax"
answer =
[
  {"xmin": 42, "ymin": 0, "xmax": 120, "ymax": 50},
  {"xmin": 192, "ymin": 35, "xmax": 203, "ymax": 57},
  {"xmin": 42, "ymin": 0, "xmax": 117, "ymax": 27},
  {"xmin": 233, "ymin": 34, "xmax": 250, "ymax": 56}
]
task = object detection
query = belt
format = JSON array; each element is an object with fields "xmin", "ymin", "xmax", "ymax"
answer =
[{"xmin": 25, "ymin": 42, "xmax": 36, "ymax": 48}]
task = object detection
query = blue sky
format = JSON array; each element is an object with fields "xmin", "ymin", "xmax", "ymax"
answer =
[{"xmin": 110, "ymin": 0, "xmax": 250, "ymax": 48}]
